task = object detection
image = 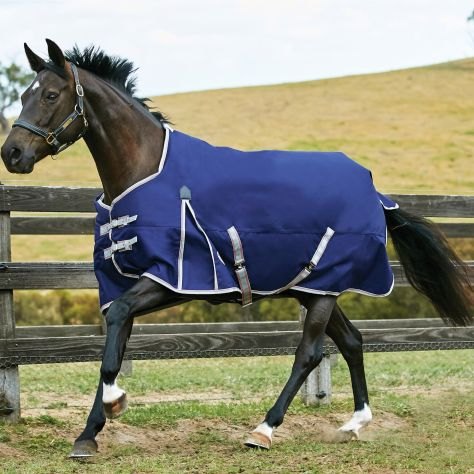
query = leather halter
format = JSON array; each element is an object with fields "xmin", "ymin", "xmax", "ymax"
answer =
[{"xmin": 12, "ymin": 63, "xmax": 88, "ymax": 155}]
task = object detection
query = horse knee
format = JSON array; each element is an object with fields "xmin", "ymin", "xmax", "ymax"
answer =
[
  {"xmin": 105, "ymin": 299, "xmax": 131, "ymax": 328},
  {"xmin": 295, "ymin": 345, "xmax": 324, "ymax": 373}
]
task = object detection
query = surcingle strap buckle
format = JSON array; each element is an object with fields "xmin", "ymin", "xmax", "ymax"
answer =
[
  {"xmin": 275, "ymin": 227, "xmax": 335, "ymax": 294},
  {"xmin": 100, "ymin": 215, "xmax": 138, "ymax": 235},
  {"xmin": 227, "ymin": 226, "xmax": 252, "ymax": 307},
  {"xmin": 104, "ymin": 236, "xmax": 138, "ymax": 259}
]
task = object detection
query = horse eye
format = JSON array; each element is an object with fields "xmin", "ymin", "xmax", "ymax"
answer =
[{"xmin": 46, "ymin": 92, "xmax": 59, "ymax": 101}]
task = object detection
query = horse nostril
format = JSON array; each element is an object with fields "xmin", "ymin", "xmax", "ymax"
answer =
[{"xmin": 9, "ymin": 147, "xmax": 22, "ymax": 165}]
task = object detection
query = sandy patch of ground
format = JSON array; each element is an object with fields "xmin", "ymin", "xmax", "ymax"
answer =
[
  {"xmin": 16, "ymin": 384, "xmax": 415, "ymax": 458},
  {"xmin": 9, "ymin": 401, "xmax": 410, "ymax": 461},
  {"xmin": 92, "ymin": 412, "xmax": 408, "ymax": 455},
  {"xmin": 0, "ymin": 442, "xmax": 27, "ymax": 460}
]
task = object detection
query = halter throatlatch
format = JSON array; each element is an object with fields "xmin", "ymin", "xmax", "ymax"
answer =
[{"xmin": 12, "ymin": 63, "xmax": 88, "ymax": 155}]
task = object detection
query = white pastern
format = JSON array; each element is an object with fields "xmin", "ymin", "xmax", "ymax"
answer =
[
  {"xmin": 253, "ymin": 421, "xmax": 274, "ymax": 441},
  {"xmin": 338, "ymin": 403, "xmax": 372, "ymax": 437},
  {"xmin": 102, "ymin": 381, "xmax": 125, "ymax": 404}
]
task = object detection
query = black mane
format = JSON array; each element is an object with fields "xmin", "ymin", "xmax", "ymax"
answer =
[{"xmin": 64, "ymin": 45, "xmax": 168, "ymax": 123}]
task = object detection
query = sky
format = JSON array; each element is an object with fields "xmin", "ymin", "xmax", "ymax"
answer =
[{"xmin": 1, "ymin": 0, "xmax": 474, "ymax": 101}]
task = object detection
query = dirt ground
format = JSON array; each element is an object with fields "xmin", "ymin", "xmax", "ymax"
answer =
[{"xmin": 1, "ymin": 392, "xmax": 409, "ymax": 462}]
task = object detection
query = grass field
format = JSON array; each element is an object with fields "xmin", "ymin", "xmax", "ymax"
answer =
[{"xmin": 0, "ymin": 350, "xmax": 473, "ymax": 473}]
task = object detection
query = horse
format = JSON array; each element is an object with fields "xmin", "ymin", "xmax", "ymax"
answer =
[{"xmin": 1, "ymin": 39, "xmax": 472, "ymax": 458}]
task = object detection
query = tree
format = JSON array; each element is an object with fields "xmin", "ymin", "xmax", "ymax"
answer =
[{"xmin": 0, "ymin": 62, "xmax": 34, "ymax": 133}]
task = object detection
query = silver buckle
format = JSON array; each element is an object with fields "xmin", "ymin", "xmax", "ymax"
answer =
[
  {"xmin": 76, "ymin": 84, "xmax": 84, "ymax": 97},
  {"xmin": 46, "ymin": 133, "xmax": 56, "ymax": 145},
  {"xmin": 104, "ymin": 236, "xmax": 138, "ymax": 259},
  {"xmin": 100, "ymin": 215, "xmax": 138, "ymax": 236}
]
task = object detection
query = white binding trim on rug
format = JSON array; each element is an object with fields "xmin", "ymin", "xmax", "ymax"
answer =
[
  {"xmin": 379, "ymin": 198, "xmax": 399, "ymax": 210},
  {"xmin": 97, "ymin": 124, "xmax": 171, "ymax": 210},
  {"xmin": 99, "ymin": 273, "xmax": 395, "ymax": 314},
  {"xmin": 104, "ymin": 224, "xmax": 140, "ymax": 279},
  {"xmin": 177, "ymin": 199, "xmax": 219, "ymax": 291},
  {"xmin": 112, "ymin": 253, "xmax": 140, "ymax": 279},
  {"xmin": 142, "ymin": 272, "xmax": 238, "ymax": 295},
  {"xmin": 177, "ymin": 199, "xmax": 187, "ymax": 290},
  {"xmin": 143, "ymin": 272, "xmax": 395, "ymax": 298},
  {"xmin": 100, "ymin": 301, "xmax": 113, "ymax": 313},
  {"xmin": 96, "ymin": 198, "xmax": 111, "ymax": 211},
  {"xmin": 185, "ymin": 200, "xmax": 219, "ymax": 291}
]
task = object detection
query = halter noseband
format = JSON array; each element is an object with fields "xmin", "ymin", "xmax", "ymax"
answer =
[{"xmin": 12, "ymin": 63, "xmax": 88, "ymax": 155}]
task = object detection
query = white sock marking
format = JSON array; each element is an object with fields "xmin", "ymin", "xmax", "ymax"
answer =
[
  {"xmin": 102, "ymin": 380, "xmax": 125, "ymax": 404},
  {"xmin": 253, "ymin": 421, "xmax": 274, "ymax": 440},
  {"xmin": 339, "ymin": 403, "xmax": 372, "ymax": 435}
]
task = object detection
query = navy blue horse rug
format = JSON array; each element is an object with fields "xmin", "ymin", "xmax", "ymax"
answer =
[{"xmin": 94, "ymin": 126, "xmax": 397, "ymax": 312}]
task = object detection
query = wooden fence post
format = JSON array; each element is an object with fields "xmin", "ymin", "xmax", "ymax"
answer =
[
  {"xmin": 0, "ymin": 210, "xmax": 20, "ymax": 422},
  {"xmin": 299, "ymin": 306, "xmax": 332, "ymax": 406}
]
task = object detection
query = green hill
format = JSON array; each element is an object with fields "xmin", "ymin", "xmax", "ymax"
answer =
[{"xmin": 2, "ymin": 58, "xmax": 473, "ymax": 193}]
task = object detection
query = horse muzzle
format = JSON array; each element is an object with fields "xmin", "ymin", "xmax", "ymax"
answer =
[{"xmin": 1, "ymin": 143, "xmax": 36, "ymax": 174}]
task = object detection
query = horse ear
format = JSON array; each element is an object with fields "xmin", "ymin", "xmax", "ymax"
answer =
[
  {"xmin": 46, "ymin": 39, "xmax": 65, "ymax": 69},
  {"xmin": 24, "ymin": 43, "xmax": 45, "ymax": 73}
]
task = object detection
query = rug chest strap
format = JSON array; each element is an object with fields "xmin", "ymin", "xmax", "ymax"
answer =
[{"xmin": 227, "ymin": 226, "xmax": 252, "ymax": 307}]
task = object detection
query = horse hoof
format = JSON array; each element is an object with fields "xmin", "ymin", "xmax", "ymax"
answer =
[
  {"xmin": 244, "ymin": 431, "xmax": 272, "ymax": 450},
  {"xmin": 69, "ymin": 439, "xmax": 98, "ymax": 458},
  {"xmin": 337, "ymin": 428, "xmax": 359, "ymax": 442},
  {"xmin": 104, "ymin": 392, "xmax": 128, "ymax": 419}
]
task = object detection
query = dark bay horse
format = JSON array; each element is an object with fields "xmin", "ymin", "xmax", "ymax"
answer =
[{"xmin": 1, "ymin": 40, "xmax": 472, "ymax": 458}]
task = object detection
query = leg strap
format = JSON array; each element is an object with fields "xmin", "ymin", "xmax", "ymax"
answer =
[{"xmin": 227, "ymin": 226, "xmax": 252, "ymax": 307}]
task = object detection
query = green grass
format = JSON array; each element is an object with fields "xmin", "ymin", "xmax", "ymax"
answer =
[
  {"xmin": 0, "ymin": 351, "xmax": 470, "ymax": 472},
  {"xmin": 18, "ymin": 351, "xmax": 474, "ymax": 401}
]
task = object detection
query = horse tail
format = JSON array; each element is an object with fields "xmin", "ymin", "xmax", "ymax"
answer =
[{"xmin": 385, "ymin": 207, "xmax": 473, "ymax": 326}]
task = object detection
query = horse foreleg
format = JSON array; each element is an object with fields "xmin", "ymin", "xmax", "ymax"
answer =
[
  {"xmin": 245, "ymin": 295, "xmax": 336, "ymax": 449},
  {"xmin": 70, "ymin": 377, "xmax": 105, "ymax": 458},
  {"xmin": 325, "ymin": 305, "xmax": 372, "ymax": 439},
  {"xmin": 70, "ymin": 277, "xmax": 175, "ymax": 458},
  {"xmin": 100, "ymin": 277, "xmax": 173, "ymax": 418}
]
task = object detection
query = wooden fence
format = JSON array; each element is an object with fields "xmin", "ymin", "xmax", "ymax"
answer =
[{"xmin": 0, "ymin": 186, "xmax": 473, "ymax": 421}]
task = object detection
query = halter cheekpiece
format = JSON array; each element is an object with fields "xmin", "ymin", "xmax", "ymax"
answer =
[{"xmin": 12, "ymin": 63, "xmax": 88, "ymax": 155}]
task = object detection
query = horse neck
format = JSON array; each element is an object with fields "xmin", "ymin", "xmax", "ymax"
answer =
[{"xmin": 80, "ymin": 70, "xmax": 165, "ymax": 204}]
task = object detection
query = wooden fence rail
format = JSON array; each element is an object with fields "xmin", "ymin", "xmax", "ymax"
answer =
[{"xmin": 0, "ymin": 186, "xmax": 473, "ymax": 421}]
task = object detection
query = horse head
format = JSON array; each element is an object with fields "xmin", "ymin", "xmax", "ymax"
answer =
[{"xmin": 1, "ymin": 39, "xmax": 87, "ymax": 173}]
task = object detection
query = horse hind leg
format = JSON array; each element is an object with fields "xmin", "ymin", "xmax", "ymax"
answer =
[
  {"xmin": 325, "ymin": 305, "xmax": 372, "ymax": 440},
  {"xmin": 245, "ymin": 295, "xmax": 336, "ymax": 449}
]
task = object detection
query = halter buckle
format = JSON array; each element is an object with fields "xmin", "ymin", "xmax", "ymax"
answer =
[
  {"xmin": 76, "ymin": 84, "xmax": 84, "ymax": 97},
  {"xmin": 46, "ymin": 133, "xmax": 56, "ymax": 145}
]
